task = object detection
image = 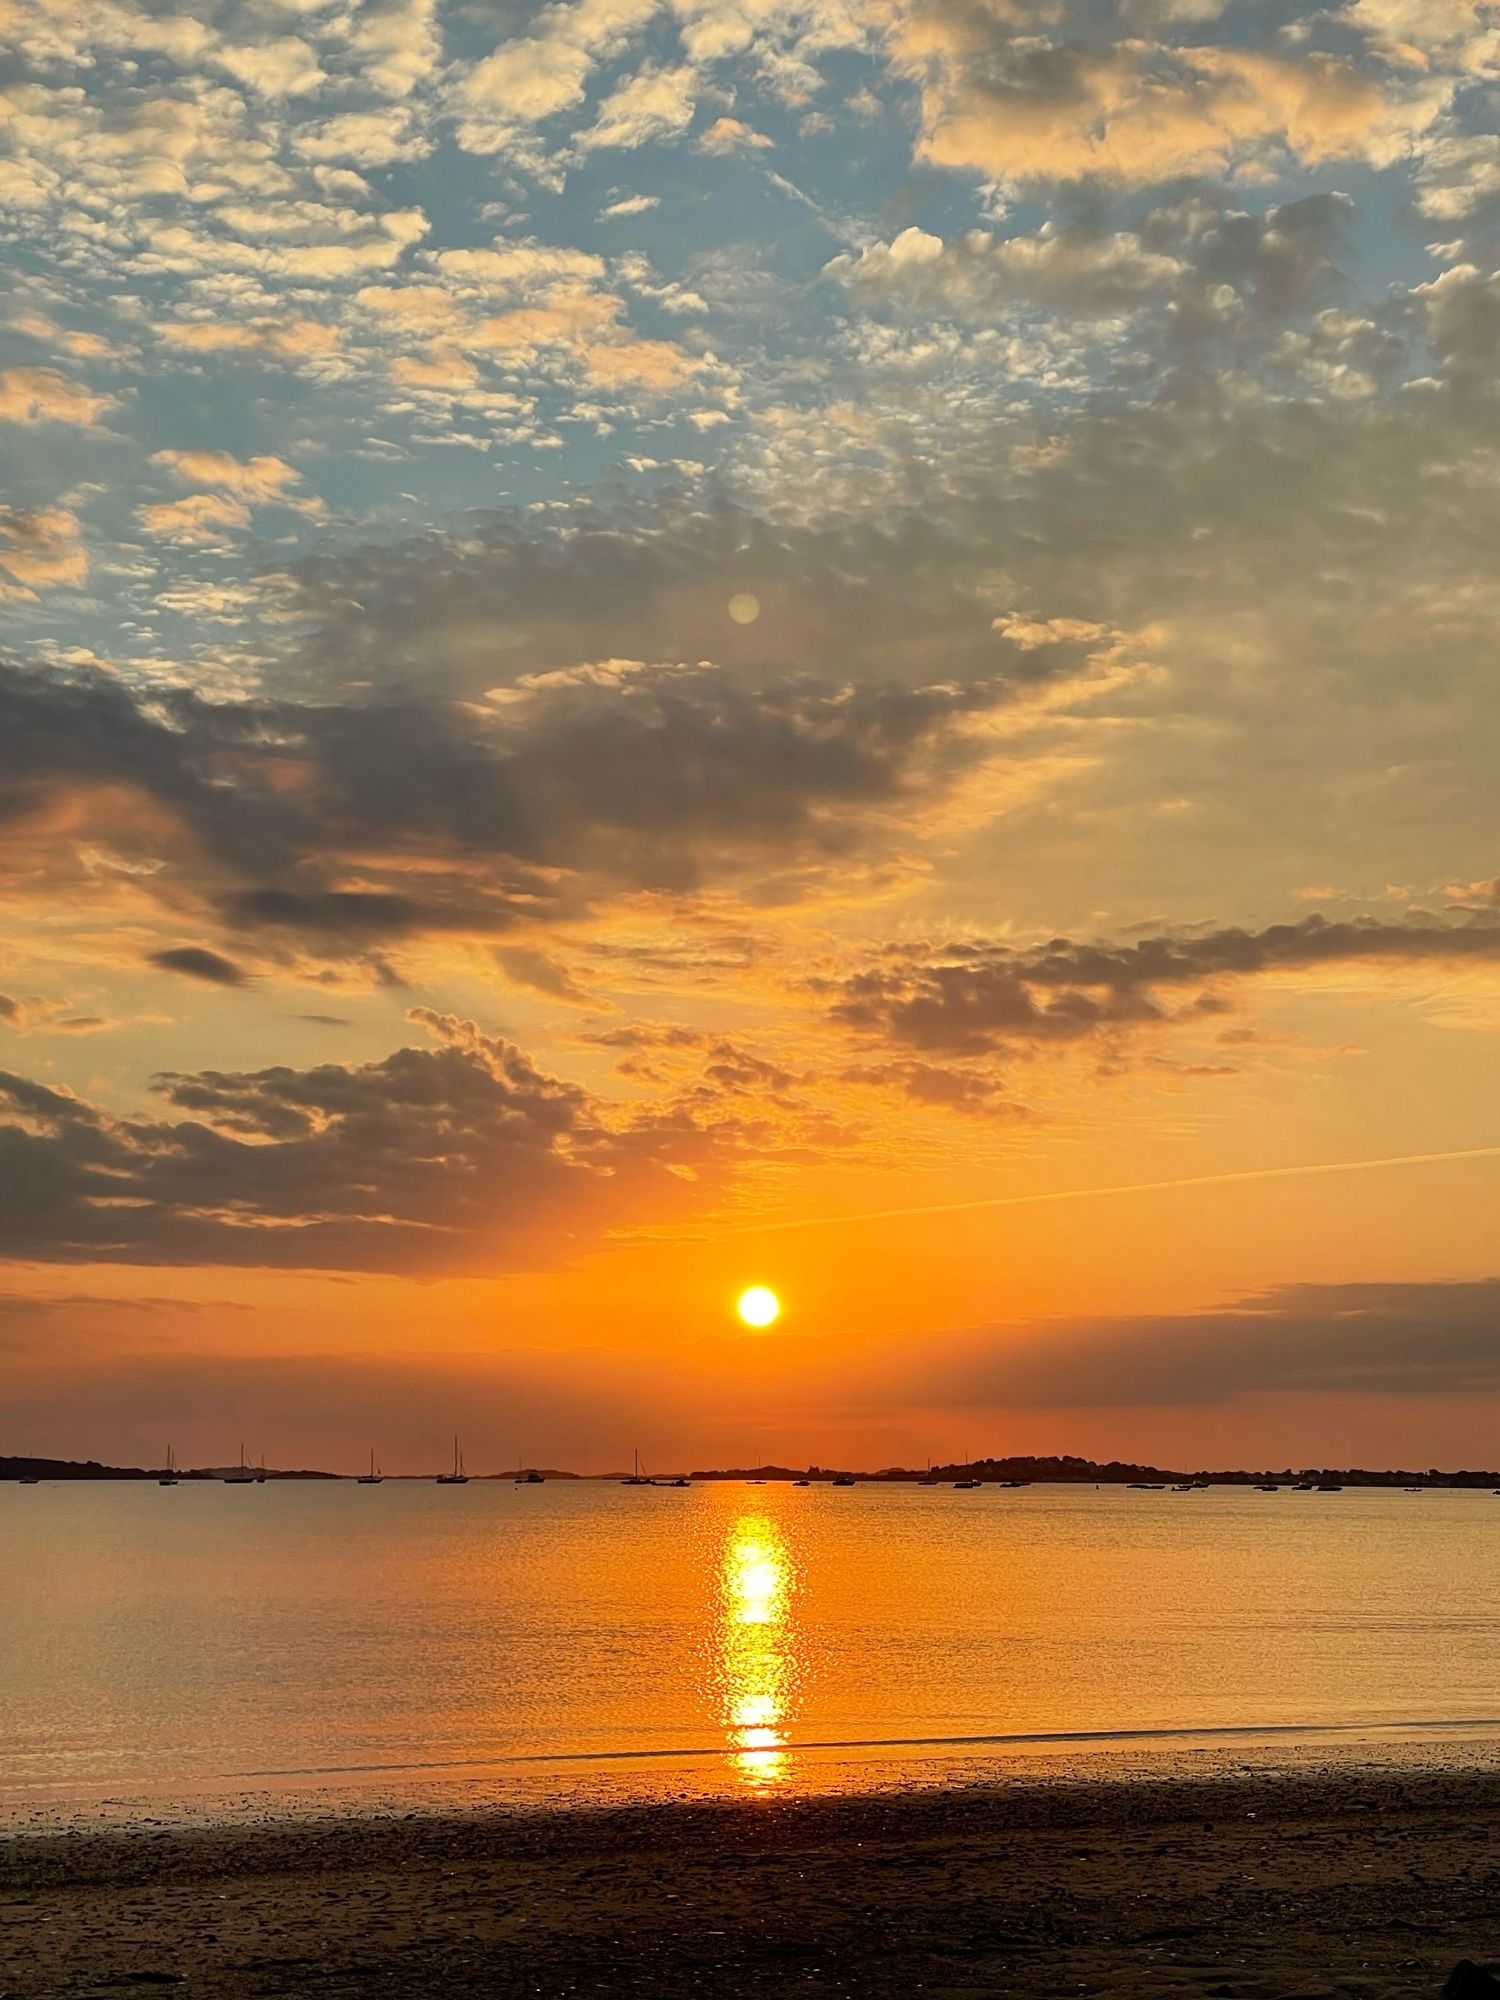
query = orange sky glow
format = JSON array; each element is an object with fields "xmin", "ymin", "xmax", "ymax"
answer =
[{"xmin": 4, "ymin": 0, "xmax": 1500, "ymax": 1476}]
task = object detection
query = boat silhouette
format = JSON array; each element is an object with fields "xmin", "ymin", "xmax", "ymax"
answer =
[
  {"xmin": 224, "ymin": 1444, "xmax": 256, "ymax": 1486},
  {"xmin": 436, "ymin": 1436, "xmax": 469, "ymax": 1485}
]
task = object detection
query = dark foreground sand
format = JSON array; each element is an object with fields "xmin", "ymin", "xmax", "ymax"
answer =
[{"xmin": 3, "ymin": 1763, "xmax": 1499, "ymax": 2000}]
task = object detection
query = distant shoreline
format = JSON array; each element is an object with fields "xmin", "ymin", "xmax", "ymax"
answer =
[{"xmin": 7, "ymin": 1452, "xmax": 1500, "ymax": 1487}]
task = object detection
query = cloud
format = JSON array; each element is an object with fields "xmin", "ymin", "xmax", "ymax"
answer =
[
  {"xmin": 149, "ymin": 450, "xmax": 305, "ymax": 502},
  {"xmin": 892, "ymin": 1280, "xmax": 1500, "ymax": 1410},
  {"xmin": 213, "ymin": 37, "xmax": 325, "ymax": 99},
  {"xmin": 0, "ymin": 993, "xmax": 116, "ymax": 1037},
  {"xmin": 697, "ymin": 115, "xmax": 774, "ymax": 154},
  {"xmin": 0, "ymin": 1010, "xmax": 735, "ymax": 1272},
  {"xmin": 598, "ymin": 192, "xmax": 662, "ymax": 218},
  {"xmin": 155, "ymin": 319, "xmax": 342, "ymax": 364},
  {"xmin": 136, "ymin": 492, "xmax": 253, "ymax": 545},
  {"xmin": 579, "ymin": 63, "xmax": 698, "ymax": 150},
  {"xmin": 884, "ymin": 8, "xmax": 1450, "ymax": 188},
  {"xmin": 835, "ymin": 910, "xmax": 1500, "ymax": 1053},
  {"xmin": 148, "ymin": 947, "xmax": 250, "ymax": 988},
  {"xmin": 0, "ymin": 367, "xmax": 110, "ymax": 426},
  {"xmin": 447, "ymin": 0, "xmax": 658, "ymax": 158},
  {"xmin": 828, "ymin": 223, "xmax": 1186, "ymax": 318},
  {"xmin": 0, "ymin": 506, "xmax": 86, "ymax": 598},
  {"xmin": 347, "ymin": 0, "xmax": 441, "ymax": 100},
  {"xmin": 828, "ymin": 191, "xmax": 1354, "ymax": 328},
  {"xmin": 494, "ymin": 945, "xmax": 593, "ymax": 1001},
  {"xmin": 0, "ymin": 641, "xmax": 1102, "ymax": 963}
]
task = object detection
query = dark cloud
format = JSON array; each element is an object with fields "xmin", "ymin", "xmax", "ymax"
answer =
[
  {"xmin": 881, "ymin": 1281, "xmax": 1500, "ymax": 1409},
  {"xmin": 0, "ymin": 649, "xmax": 1080, "ymax": 960},
  {"xmin": 835, "ymin": 910, "xmax": 1500, "ymax": 1053},
  {"xmin": 844, "ymin": 1059, "xmax": 1030, "ymax": 1118},
  {"xmin": 494, "ymin": 946, "xmax": 591, "ymax": 1002},
  {"xmin": 148, "ymin": 946, "xmax": 249, "ymax": 987},
  {"xmin": 259, "ymin": 493, "xmax": 1100, "ymax": 702},
  {"xmin": 828, "ymin": 192, "xmax": 1353, "ymax": 331},
  {"xmin": 0, "ymin": 1010, "xmax": 738, "ymax": 1272}
]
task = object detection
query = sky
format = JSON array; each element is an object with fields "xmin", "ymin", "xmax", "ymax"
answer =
[{"xmin": 3, "ymin": 0, "xmax": 1500, "ymax": 1475}]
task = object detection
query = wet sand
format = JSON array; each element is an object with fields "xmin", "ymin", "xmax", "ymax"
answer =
[{"xmin": 3, "ymin": 1761, "xmax": 1499, "ymax": 1999}]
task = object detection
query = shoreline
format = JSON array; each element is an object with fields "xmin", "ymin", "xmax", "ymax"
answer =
[
  {"xmin": 10, "ymin": 1720, "xmax": 1500, "ymax": 1839},
  {"xmin": 5, "ymin": 1754, "xmax": 1500, "ymax": 1997}
]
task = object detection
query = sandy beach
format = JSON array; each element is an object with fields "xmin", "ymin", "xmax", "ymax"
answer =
[{"xmin": 4, "ymin": 1760, "xmax": 1499, "ymax": 1999}]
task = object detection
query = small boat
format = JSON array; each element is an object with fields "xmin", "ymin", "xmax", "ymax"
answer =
[
  {"xmin": 621, "ymin": 1449, "xmax": 651, "ymax": 1486},
  {"xmin": 358, "ymin": 1448, "xmax": 382, "ymax": 1485},
  {"xmin": 159, "ymin": 1445, "xmax": 179, "ymax": 1488},
  {"xmin": 1255, "ymin": 1484, "xmax": 1280, "ymax": 1492},
  {"xmin": 793, "ymin": 1478, "xmax": 810, "ymax": 1487},
  {"xmin": 224, "ymin": 1444, "xmax": 256, "ymax": 1485},
  {"xmin": 1316, "ymin": 1483, "xmax": 1343, "ymax": 1492},
  {"xmin": 1403, "ymin": 1485, "xmax": 1424, "ymax": 1494},
  {"xmin": 668, "ymin": 1476, "xmax": 690, "ymax": 1487},
  {"xmin": 1127, "ymin": 1482, "xmax": 1165, "ymax": 1490},
  {"xmin": 1293, "ymin": 1481, "xmax": 1315, "ymax": 1491},
  {"xmin": 831, "ymin": 1473, "xmax": 856, "ymax": 1487},
  {"xmin": 1171, "ymin": 1482, "xmax": 1197, "ymax": 1492},
  {"xmin": 998, "ymin": 1479, "xmax": 1030, "ymax": 1489},
  {"xmin": 953, "ymin": 1478, "xmax": 981, "ymax": 1489},
  {"xmin": 19, "ymin": 1475, "xmax": 39, "ymax": 1485},
  {"xmin": 436, "ymin": 1436, "xmax": 469, "ymax": 1485},
  {"xmin": 515, "ymin": 1469, "xmax": 545, "ymax": 1485}
]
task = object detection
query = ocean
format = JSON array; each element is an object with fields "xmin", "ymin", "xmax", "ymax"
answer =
[{"xmin": 3, "ymin": 1478, "xmax": 1498, "ymax": 1821}]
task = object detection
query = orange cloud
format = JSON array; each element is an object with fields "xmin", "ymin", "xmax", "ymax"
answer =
[
  {"xmin": 888, "ymin": 10, "xmax": 1450, "ymax": 186},
  {"xmin": 0, "ymin": 505, "xmax": 87, "ymax": 597},
  {"xmin": 0, "ymin": 366, "xmax": 110, "ymax": 426}
]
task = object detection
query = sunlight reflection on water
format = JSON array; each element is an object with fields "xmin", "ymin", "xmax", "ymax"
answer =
[{"xmin": 712, "ymin": 1510, "xmax": 802, "ymax": 1789}]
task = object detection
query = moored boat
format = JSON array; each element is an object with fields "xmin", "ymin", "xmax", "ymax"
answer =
[
  {"xmin": 436, "ymin": 1436, "xmax": 469, "ymax": 1485},
  {"xmin": 224, "ymin": 1444, "xmax": 256, "ymax": 1485}
]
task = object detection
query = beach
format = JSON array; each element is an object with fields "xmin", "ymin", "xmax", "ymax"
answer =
[{"xmin": 5, "ymin": 1758, "xmax": 1500, "ymax": 1998}]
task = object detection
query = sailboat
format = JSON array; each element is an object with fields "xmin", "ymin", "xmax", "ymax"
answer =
[
  {"xmin": 436, "ymin": 1436, "xmax": 469, "ymax": 1485},
  {"xmin": 622, "ymin": 1449, "xmax": 651, "ymax": 1486},
  {"xmin": 224, "ymin": 1444, "xmax": 256, "ymax": 1485},
  {"xmin": 255, "ymin": 1453, "xmax": 267, "ymax": 1484},
  {"xmin": 358, "ymin": 1448, "xmax": 383, "ymax": 1485},
  {"xmin": 159, "ymin": 1445, "xmax": 179, "ymax": 1488}
]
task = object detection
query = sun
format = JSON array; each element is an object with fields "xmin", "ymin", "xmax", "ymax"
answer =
[{"xmin": 736, "ymin": 1285, "xmax": 781, "ymax": 1329}]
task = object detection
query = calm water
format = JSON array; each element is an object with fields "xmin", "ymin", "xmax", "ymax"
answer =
[{"xmin": 3, "ymin": 1480, "xmax": 1498, "ymax": 1817}]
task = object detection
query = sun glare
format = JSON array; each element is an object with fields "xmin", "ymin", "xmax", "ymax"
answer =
[{"xmin": 736, "ymin": 1285, "xmax": 781, "ymax": 1329}]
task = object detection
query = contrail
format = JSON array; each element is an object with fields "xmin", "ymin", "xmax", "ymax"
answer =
[{"xmin": 708, "ymin": 1143, "xmax": 1500, "ymax": 1238}]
